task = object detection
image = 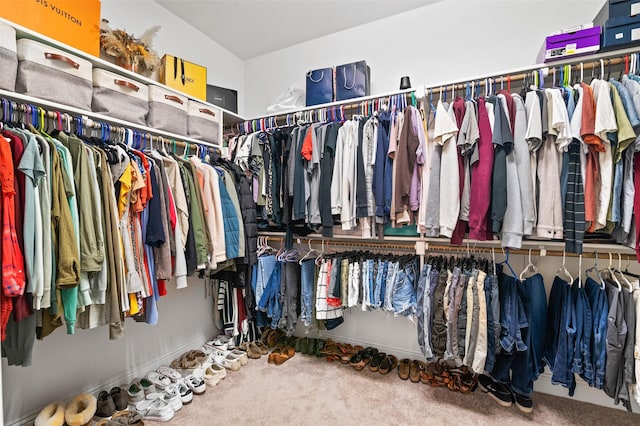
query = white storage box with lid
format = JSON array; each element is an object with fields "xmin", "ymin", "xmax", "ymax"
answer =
[
  {"xmin": 0, "ymin": 21, "xmax": 17, "ymax": 91},
  {"xmin": 187, "ymin": 100, "xmax": 221, "ymax": 144},
  {"xmin": 15, "ymin": 39, "xmax": 92, "ymax": 110},
  {"xmin": 146, "ymin": 85, "xmax": 188, "ymax": 135},
  {"xmin": 92, "ymin": 68, "xmax": 148, "ymax": 125}
]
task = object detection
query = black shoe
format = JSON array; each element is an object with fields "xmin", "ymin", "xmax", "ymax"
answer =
[
  {"xmin": 481, "ymin": 377, "xmax": 514, "ymax": 408},
  {"xmin": 110, "ymin": 386, "xmax": 128, "ymax": 411},
  {"xmin": 513, "ymin": 392, "xmax": 533, "ymax": 413},
  {"xmin": 95, "ymin": 390, "xmax": 116, "ymax": 418}
]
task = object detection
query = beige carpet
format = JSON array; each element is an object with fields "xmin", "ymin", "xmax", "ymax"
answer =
[{"xmin": 146, "ymin": 354, "xmax": 639, "ymax": 426}]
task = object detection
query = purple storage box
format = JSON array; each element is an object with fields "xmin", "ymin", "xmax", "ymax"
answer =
[{"xmin": 544, "ymin": 26, "xmax": 601, "ymax": 62}]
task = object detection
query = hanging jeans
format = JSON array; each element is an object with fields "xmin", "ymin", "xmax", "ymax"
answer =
[
  {"xmin": 391, "ymin": 258, "xmax": 417, "ymax": 316},
  {"xmin": 432, "ymin": 269, "xmax": 449, "ymax": 358},
  {"xmin": 300, "ymin": 259, "xmax": 316, "ymax": 327},
  {"xmin": 571, "ymin": 282, "xmax": 593, "ymax": 382},
  {"xmin": 416, "ymin": 264, "xmax": 434, "ymax": 359},
  {"xmin": 279, "ymin": 261, "xmax": 300, "ymax": 336},
  {"xmin": 373, "ymin": 260, "xmax": 388, "ymax": 309},
  {"xmin": 457, "ymin": 272, "xmax": 469, "ymax": 360},
  {"xmin": 491, "ymin": 275, "xmax": 544, "ymax": 398},
  {"xmin": 254, "ymin": 255, "xmax": 277, "ymax": 328},
  {"xmin": 444, "ymin": 267, "xmax": 461, "ymax": 363},
  {"xmin": 257, "ymin": 261, "xmax": 282, "ymax": 329},
  {"xmin": 484, "ymin": 273, "xmax": 500, "ymax": 373},
  {"xmin": 526, "ymin": 274, "xmax": 548, "ymax": 382},
  {"xmin": 584, "ymin": 277, "xmax": 608, "ymax": 389}
]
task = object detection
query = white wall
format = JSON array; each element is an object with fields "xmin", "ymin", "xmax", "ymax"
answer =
[
  {"xmin": 101, "ymin": 0, "xmax": 246, "ymax": 114},
  {"xmin": 243, "ymin": 0, "xmax": 604, "ymax": 117},
  {"xmin": 2, "ymin": 279, "xmax": 216, "ymax": 425}
]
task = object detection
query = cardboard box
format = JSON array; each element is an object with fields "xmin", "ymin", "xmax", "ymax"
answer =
[
  {"xmin": 609, "ymin": 0, "xmax": 640, "ymax": 19},
  {"xmin": 603, "ymin": 15, "xmax": 640, "ymax": 48},
  {"xmin": 160, "ymin": 54, "xmax": 207, "ymax": 101},
  {"xmin": 544, "ymin": 26, "xmax": 601, "ymax": 62},
  {"xmin": 0, "ymin": 0, "xmax": 100, "ymax": 56}
]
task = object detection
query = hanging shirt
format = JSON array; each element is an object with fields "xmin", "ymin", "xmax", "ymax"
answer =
[{"xmin": 434, "ymin": 100, "xmax": 459, "ymax": 238}]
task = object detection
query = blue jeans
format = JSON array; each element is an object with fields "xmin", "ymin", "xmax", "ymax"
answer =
[
  {"xmin": 384, "ymin": 262, "xmax": 398, "ymax": 312},
  {"xmin": 392, "ymin": 259, "xmax": 417, "ymax": 316},
  {"xmin": 300, "ymin": 259, "xmax": 315, "ymax": 327},
  {"xmin": 525, "ymin": 274, "xmax": 547, "ymax": 381},
  {"xmin": 585, "ymin": 277, "xmax": 608, "ymax": 389},
  {"xmin": 492, "ymin": 276, "xmax": 545, "ymax": 397},
  {"xmin": 546, "ymin": 277, "xmax": 576, "ymax": 396},
  {"xmin": 373, "ymin": 260, "xmax": 386, "ymax": 308},
  {"xmin": 498, "ymin": 273, "xmax": 527, "ymax": 354},
  {"xmin": 257, "ymin": 261, "xmax": 282, "ymax": 329},
  {"xmin": 254, "ymin": 255, "xmax": 277, "ymax": 328},
  {"xmin": 571, "ymin": 283, "xmax": 593, "ymax": 382}
]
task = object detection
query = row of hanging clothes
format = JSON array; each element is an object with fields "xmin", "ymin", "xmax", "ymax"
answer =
[
  {"xmin": 544, "ymin": 252, "xmax": 640, "ymax": 412},
  {"xmin": 225, "ymin": 54, "xmax": 640, "ymax": 260},
  {"xmin": 251, "ymin": 237, "xmax": 420, "ymax": 334},
  {"xmin": 0, "ymin": 98, "xmax": 258, "ymax": 367}
]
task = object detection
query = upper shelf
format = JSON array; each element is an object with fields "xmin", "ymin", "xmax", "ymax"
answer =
[{"xmin": 0, "ymin": 17, "xmax": 246, "ymax": 126}]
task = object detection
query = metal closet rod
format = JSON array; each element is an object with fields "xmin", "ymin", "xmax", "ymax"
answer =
[
  {"xmin": 262, "ymin": 235, "xmax": 637, "ymax": 261},
  {"xmin": 2, "ymin": 99, "xmax": 218, "ymax": 156}
]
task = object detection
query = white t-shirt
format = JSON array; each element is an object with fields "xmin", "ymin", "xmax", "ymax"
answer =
[{"xmin": 434, "ymin": 100, "xmax": 459, "ymax": 237}]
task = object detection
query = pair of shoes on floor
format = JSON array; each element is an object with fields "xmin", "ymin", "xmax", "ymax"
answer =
[
  {"xmin": 362, "ymin": 350, "xmax": 399, "ymax": 374},
  {"xmin": 397, "ymin": 359, "xmax": 426, "ymax": 381},
  {"xmin": 35, "ymin": 394, "xmax": 97, "ymax": 426},
  {"xmin": 207, "ymin": 346, "xmax": 248, "ymax": 371},
  {"xmin": 134, "ymin": 396, "xmax": 176, "ymax": 423},
  {"xmin": 238, "ymin": 341, "xmax": 268, "ymax": 359},
  {"xmin": 260, "ymin": 328, "xmax": 285, "ymax": 347},
  {"xmin": 127, "ymin": 378, "xmax": 156, "ymax": 404},
  {"xmin": 295, "ymin": 337, "xmax": 325, "ymax": 356},
  {"xmin": 143, "ymin": 382, "xmax": 185, "ymax": 414},
  {"xmin": 478, "ymin": 374, "xmax": 533, "ymax": 413},
  {"xmin": 170, "ymin": 350, "xmax": 207, "ymax": 376},
  {"xmin": 95, "ymin": 410, "xmax": 145, "ymax": 425},
  {"xmin": 349, "ymin": 347, "xmax": 383, "ymax": 371},
  {"xmin": 203, "ymin": 334, "xmax": 235, "ymax": 353},
  {"xmin": 95, "ymin": 386, "xmax": 128, "ymax": 418},
  {"xmin": 268, "ymin": 345, "xmax": 295, "ymax": 365},
  {"xmin": 203, "ymin": 362, "xmax": 227, "ymax": 386}
]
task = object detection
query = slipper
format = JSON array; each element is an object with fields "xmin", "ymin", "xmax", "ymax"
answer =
[
  {"xmin": 254, "ymin": 341, "xmax": 269, "ymax": 355},
  {"xmin": 110, "ymin": 410, "xmax": 145, "ymax": 425},
  {"xmin": 378, "ymin": 355, "xmax": 398, "ymax": 375},
  {"xmin": 349, "ymin": 353, "xmax": 371, "ymax": 371},
  {"xmin": 368, "ymin": 352, "xmax": 387, "ymax": 372},
  {"xmin": 35, "ymin": 401, "xmax": 66, "ymax": 426}
]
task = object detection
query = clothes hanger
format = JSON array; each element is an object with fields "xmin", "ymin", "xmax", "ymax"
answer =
[
  {"xmin": 577, "ymin": 254, "xmax": 583, "ymax": 288},
  {"xmin": 497, "ymin": 247, "xmax": 517, "ymax": 278},
  {"xmin": 614, "ymin": 253, "xmax": 634, "ymax": 292},
  {"xmin": 557, "ymin": 250, "xmax": 574, "ymax": 283},
  {"xmin": 607, "ymin": 252, "xmax": 622, "ymax": 292},
  {"xmin": 585, "ymin": 251, "xmax": 606, "ymax": 290},
  {"xmin": 299, "ymin": 239, "xmax": 318, "ymax": 265},
  {"xmin": 315, "ymin": 240, "xmax": 326, "ymax": 266},
  {"xmin": 519, "ymin": 249, "xmax": 538, "ymax": 280}
]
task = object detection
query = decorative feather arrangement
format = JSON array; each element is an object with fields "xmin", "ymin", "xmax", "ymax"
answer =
[{"xmin": 100, "ymin": 19, "xmax": 161, "ymax": 73}]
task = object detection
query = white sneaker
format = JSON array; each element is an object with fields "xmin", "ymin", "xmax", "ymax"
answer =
[
  {"xmin": 177, "ymin": 382, "xmax": 193, "ymax": 405},
  {"xmin": 157, "ymin": 366, "xmax": 182, "ymax": 383},
  {"xmin": 127, "ymin": 381, "xmax": 145, "ymax": 404},
  {"xmin": 135, "ymin": 398, "xmax": 175, "ymax": 422},
  {"xmin": 184, "ymin": 375, "xmax": 206, "ymax": 396},
  {"xmin": 203, "ymin": 367, "xmax": 221, "ymax": 387},
  {"xmin": 207, "ymin": 362, "xmax": 227, "ymax": 380},
  {"xmin": 208, "ymin": 348, "xmax": 228, "ymax": 366},
  {"xmin": 224, "ymin": 353, "xmax": 242, "ymax": 371},
  {"xmin": 163, "ymin": 384, "xmax": 184, "ymax": 412},
  {"xmin": 231, "ymin": 349, "xmax": 249, "ymax": 366},
  {"xmin": 146, "ymin": 372, "xmax": 172, "ymax": 390}
]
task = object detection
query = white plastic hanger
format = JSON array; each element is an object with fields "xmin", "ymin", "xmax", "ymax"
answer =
[
  {"xmin": 615, "ymin": 253, "xmax": 634, "ymax": 292},
  {"xmin": 315, "ymin": 240, "xmax": 326, "ymax": 266},
  {"xmin": 519, "ymin": 249, "xmax": 538, "ymax": 281},
  {"xmin": 608, "ymin": 252, "xmax": 622, "ymax": 292},
  {"xmin": 586, "ymin": 251, "xmax": 606, "ymax": 290},
  {"xmin": 298, "ymin": 239, "xmax": 318, "ymax": 265},
  {"xmin": 557, "ymin": 250, "xmax": 574, "ymax": 284},
  {"xmin": 578, "ymin": 254, "xmax": 583, "ymax": 288}
]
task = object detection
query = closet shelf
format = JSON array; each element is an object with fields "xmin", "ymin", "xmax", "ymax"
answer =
[
  {"xmin": 0, "ymin": 17, "xmax": 245, "ymax": 126},
  {"xmin": 233, "ymin": 46, "xmax": 640, "ymax": 130},
  {"xmin": 0, "ymin": 89, "xmax": 220, "ymax": 149}
]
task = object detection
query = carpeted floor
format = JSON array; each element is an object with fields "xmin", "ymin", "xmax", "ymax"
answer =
[{"xmin": 146, "ymin": 354, "xmax": 639, "ymax": 426}]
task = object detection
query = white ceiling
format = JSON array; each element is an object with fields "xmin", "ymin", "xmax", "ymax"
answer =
[{"xmin": 154, "ymin": 0, "xmax": 437, "ymax": 59}]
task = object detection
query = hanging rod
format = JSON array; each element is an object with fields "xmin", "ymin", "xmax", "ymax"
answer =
[{"xmin": 0, "ymin": 89, "xmax": 221, "ymax": 154}]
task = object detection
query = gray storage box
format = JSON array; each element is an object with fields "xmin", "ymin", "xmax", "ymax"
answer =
[
  {"xmin": 92, "ymin": 68, "xmax": 148, "ymax": 125},
  {"xmin": 147, "ymin": 85, "xmax": 188, "ymax": 135},
  {"xmin": 187, "ymin": 100, "xmax": 221, "ymax": 144},
  {"xmin": 0, "ymin": 22, "xmax": 17, "ymax": 91},
  {"xmin": 16, "ymin": 39, "xmax": 92, "ymax": 110}
]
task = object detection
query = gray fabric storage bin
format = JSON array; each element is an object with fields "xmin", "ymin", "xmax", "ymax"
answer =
[
  {"xmin": 147, "ymin": 85, "xmax": 188, "ymax": 135},
  {"xmin": 92, "ymin": 69, "xmax": 148, "ymax": 125},
  {"xmin": 16, "ymin": 39, "xmax": 92, "ymax": 110},
  {"xmin": 187, "ymin": 100, "xmax": 220, "ymax": 144},
  {"xmin": 0, "ymin": 22, "xmax": 17, "ymax": 91}
]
